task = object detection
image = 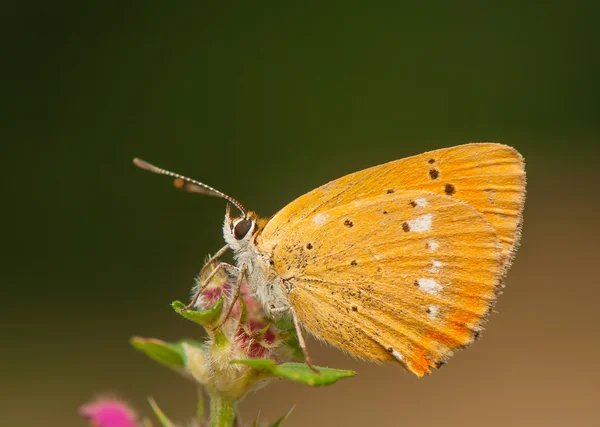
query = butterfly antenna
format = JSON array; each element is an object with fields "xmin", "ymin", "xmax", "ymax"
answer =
[{"xmin": 133, "ymin": 158, "xmax": 247, "ymax": 215}]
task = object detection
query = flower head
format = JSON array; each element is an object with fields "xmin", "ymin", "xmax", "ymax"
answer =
[
  {"xmin": 183, "ymin": 260, "xmax": 298, "ymax": 398},
  {"xmin": 79, "ymin": 397, "xmax": 137, "ymax": 427}
]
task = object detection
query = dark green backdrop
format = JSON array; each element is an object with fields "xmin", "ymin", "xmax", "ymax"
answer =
[{"xmin": 3, "ymin": 2, "xmax": 599, "ymax": 426}]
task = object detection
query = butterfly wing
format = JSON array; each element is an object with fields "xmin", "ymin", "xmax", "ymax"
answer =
[
  {"xmin": 259, "ymin": 143, "xmax": 525, "ymax": 270},
  {"xmin": 264, "ymin": 191, "xmax": 503, "ymax": 376}
]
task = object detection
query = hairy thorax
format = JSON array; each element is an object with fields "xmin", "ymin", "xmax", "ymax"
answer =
[{"xmin": 234, "ymin": 245, "xmax": 291, "ymax": 319}]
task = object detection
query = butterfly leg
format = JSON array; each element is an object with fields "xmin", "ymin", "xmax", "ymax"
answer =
[
  {"xmin": 184, "ymin": 244, "xmax": 230, "ymax": 310},
  {"xmin": 212, "ymin": 263, "xmax": 248, "ymax": 330},
  {"xmin": 290, "ymin": 306, "xmax": 320, "ymax": 374},
  {"xmin": 185, "ymin": 261, "xmax": 238, "ymax": 310}
]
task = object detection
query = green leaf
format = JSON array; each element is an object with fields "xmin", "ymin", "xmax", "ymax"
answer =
[
  {"xmin": 230, "ymin": 360, "xmax": 355, "ymax": 386},
  {"xmin": 172, "ymin": 298, "xmax": 223, "ymax": 326},
  {"xmin": 131, "ymin": 337, "xmax": 186, "ymax": 369},
  {"xmin": 232, "ymin": 358, "xmax": 275, "ymax": 371},
  {"xmin": 270, "ymin": 406, "xmax": 295, "ymax": 426},
  {"xmin": 148, "ymin": 397, "xmax": 175, "ymax": 427}
]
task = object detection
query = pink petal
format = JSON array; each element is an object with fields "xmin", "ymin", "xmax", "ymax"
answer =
[{"xmin": 79, "ymin": 398, "xmax": 137, "ymax": 427}]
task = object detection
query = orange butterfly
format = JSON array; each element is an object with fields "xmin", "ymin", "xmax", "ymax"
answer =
[{"xmin": 134, "ymin": 143, "xmax": 526, "ymax": 376}]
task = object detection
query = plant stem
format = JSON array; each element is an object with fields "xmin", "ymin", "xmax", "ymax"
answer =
[
  {"xmin": 196, "ymin": 386, "xmax": 205, "ymax": 421},
  {"xmin": 209, "ymin": 392, "xmax": 237, "ymax": 427}
]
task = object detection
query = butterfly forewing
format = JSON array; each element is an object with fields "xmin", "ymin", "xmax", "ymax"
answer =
[
  {"xmin": 259, "ymin": 143, "xmax": 525, "ymax": 270},
  {"xmin": 262, "ymin": 191, "xmax": 502, "ymax": 376}
]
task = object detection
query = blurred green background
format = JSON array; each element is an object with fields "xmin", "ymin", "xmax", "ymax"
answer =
[{"xmin": 3, "ymin": 2, "xmax": 599, "ymax": 426}]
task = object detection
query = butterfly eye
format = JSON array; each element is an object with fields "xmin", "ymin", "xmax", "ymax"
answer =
[{"xmin": 233, "ymin": 218, "xmax": 253, "ymax": 240}]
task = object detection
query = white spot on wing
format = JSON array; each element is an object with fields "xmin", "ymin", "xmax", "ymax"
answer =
[
  {"xmin": 427, "ymin": 305, "xmax": 440, "ymax": 319},
  {"xmin": 429, "ymin": 260, "xmax": 443, "ymax": 273},
  {"xmin": 417, "ymin": 278, "xmax": 442, "ymax": 295},
  {"xmin": 407, "ymin": 213, "xmax": 432, "ymax": 232},
  {"xmin": 312, "ymin": 213, "xmax": 329, "ymax": 226},
  {"xmin": 391, "ymin": 349, "xmax": 403, "ymax": 362},
  {"xmin": 414, "ymin": 198, "xmax": 428, "ymax": 207},
  {"xmin": 427, "ymin": 240, "xmax": 439, "ymax": 251}
]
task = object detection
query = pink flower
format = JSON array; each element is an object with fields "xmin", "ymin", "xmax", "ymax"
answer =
[{"xmin": 79, "ymin": 398, "xmax": 137, "ymax": 427}]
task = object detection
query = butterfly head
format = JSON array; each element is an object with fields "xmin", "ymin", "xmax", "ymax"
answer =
[{"xmin": 223, "ymin": 205, "xmax": 264, "ymax": 252}]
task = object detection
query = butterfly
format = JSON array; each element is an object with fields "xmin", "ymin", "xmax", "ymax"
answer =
[{"xmin": 134, "ymin": 143, "xmax": 526, "ymax": 376}]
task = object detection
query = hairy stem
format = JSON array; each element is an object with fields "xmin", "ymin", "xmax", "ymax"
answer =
[{"xmin": 209, "ymin": 393, "xmax": 237, "ymax": 427}]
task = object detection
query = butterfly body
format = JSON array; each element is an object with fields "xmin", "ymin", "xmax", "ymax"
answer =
[
  {"xmin": 135, "ymin": 142, "xmax": 526, "ymax": 377},
  {"xmin": 222, "ymin": 211, "xmax": 291, "ymax": 319}
]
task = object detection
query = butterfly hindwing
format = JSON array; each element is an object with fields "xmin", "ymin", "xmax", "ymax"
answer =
[{"xmin": 263, "ymin": 191, "xmax": 503, "ymax": 376}]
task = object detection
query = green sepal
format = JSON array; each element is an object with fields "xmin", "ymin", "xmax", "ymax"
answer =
[
  {"xmin": 230, "ymin": 359, "xmax": 355, "ymax": 386},
  {"xmin": 213, "ymin": 328, "xmax": 230, "ymax": 348},
  {"xmin": 130, "ymin": 337, "xmax": 186, "ymax": 369},
  {"xmin": 172, "ymin": 297, "xmax": 223, "ymax": 326},
  {"xmin": 148, "ymin": 397, "xmax": 175, "ymax": 427},
  {"xmin": 252, "ymin": 323, "xmax": 272, "ymax": 340},
  {"xmin": 130, "ymin": 337, "xmax": 205, "ymax": 371},
  {"xmin": 281, "ymin": 334, "xmax": 303, "ymax": 360},
  {"xmin": 271, "ymin": 318, "xmax": 302, "ymax": 359},
  {"xmin": 238, "ymin": 295, "xmax": 248, "ymax": 325},
  {"xmin": 273, "ymin": 317, "xmax": 294, "ymax": 333}
]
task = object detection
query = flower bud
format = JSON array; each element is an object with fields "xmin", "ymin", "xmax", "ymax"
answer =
[{"xmin": 183, "ymin": 259, "xmax": 298, "ymax": 398}]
